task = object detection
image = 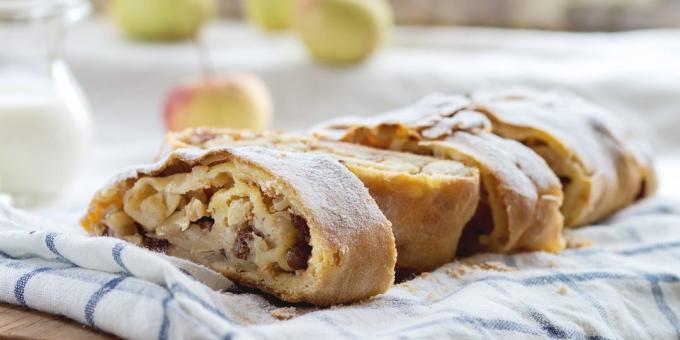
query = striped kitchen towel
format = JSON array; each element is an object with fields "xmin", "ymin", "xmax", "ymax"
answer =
[{"xmin": 1, "ymin": 198, "xmax": 679, "ymax": 340}]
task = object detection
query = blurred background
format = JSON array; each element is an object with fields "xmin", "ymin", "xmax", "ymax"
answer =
[
  {"xmin": 96, "ymin": 0, "xmax": 680, "ymax": 30},
  {"xmin": 1, "ymin": 0, "xmax": 679, "ymax": 212}
]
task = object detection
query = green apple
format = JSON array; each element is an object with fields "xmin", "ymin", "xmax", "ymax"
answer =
[
  {"xmin": 109, "ymin": 0, "xmax": 216, "ymax": 41},
  {"xmin": 244, "ymin": 0, "xmax": 296, "ymax": 31},
  {"xmin": 295, "ymin": 0, "xmax": 393, "ymax": 65},
  {"xmin": 164, "ymin": 74, "xmax": 273, "ymax": 132}
]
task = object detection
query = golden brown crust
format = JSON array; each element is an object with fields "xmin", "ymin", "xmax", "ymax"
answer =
[
  {"xmin": 163, "ymin": 128, "xmax": 480, "ymax": 271},
  {"xmin": 315, "ymin": 100, "xmax": 566, "ymax": 255},
  {"xmin": 424, "ymin": 130, "xmax": 564, "ymax": 253},
  {"xmin": 81, "ymin": 147, "xmax": 396, "ymax": 305},
  {"xmin": 470, "ymin": 89, "xmax": 657, "ymax": 226}
]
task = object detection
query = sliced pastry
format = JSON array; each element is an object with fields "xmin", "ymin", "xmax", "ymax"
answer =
[
  {"xmin": 163, "ymin": 128, "xmax": 481, "ymax": 272},
  {"xmin": 315, "ymin": 96, "xmax": 566, "ymax": 255},
  {"xmin": 470, "ymin": 89, "xmax": 657, "ymax": 227},
  {"xmin": 81, "ymin": 146, "xmax": 396, "ymax": 305}
]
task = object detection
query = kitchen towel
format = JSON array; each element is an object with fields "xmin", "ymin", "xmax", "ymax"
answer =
[{"xmin": 1, "ymin": 198, "xmax": 679, "ymax": 339}]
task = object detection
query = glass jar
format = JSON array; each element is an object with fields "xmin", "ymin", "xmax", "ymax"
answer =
[{"xmin": 0, "ymin": 0, "xmax": 93, "ymax": 207}]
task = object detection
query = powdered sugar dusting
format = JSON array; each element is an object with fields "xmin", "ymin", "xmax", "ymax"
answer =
[
  {"xmin": 231, "ymin": 147, "xmax": 390, "ymax": 246},
  {"xmin": 311, "ymin": 94, "xmax": 472, "ymax": 138}
]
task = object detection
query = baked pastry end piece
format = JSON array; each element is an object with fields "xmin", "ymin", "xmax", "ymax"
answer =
[{"xmin": 82, "ymin": 147, "xmax": 396, "ymax": 305}]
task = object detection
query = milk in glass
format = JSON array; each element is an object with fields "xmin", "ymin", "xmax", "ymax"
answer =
[{"xmin": 0, "ymin": 0, "xmax": 93, "ymax": 206}]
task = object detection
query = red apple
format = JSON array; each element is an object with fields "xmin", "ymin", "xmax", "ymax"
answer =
[{"xmin": 163, "ymin": 74, "xmax": 273, "ymax": 132}]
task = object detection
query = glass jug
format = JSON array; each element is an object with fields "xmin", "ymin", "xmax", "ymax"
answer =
[{"xmin": 0, "ymin": 0, "xmax": 93, "ymax": 207}]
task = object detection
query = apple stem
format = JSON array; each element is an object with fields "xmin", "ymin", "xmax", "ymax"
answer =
[{"xmin": 194, "ymin": 33, "xmax": 215, "ymax": 79}]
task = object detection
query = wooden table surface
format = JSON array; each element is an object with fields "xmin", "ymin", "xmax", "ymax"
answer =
[{"xmin": 0, "ymin": 303, "xmax": 115, "ymax": 339}]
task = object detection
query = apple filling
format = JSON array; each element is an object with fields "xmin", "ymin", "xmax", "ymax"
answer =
[{"xmin": 99, "ymin": 163, "xmax": 312, "ymax": 277}]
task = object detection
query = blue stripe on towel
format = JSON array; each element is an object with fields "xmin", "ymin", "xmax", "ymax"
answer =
[
  {"xmin": 84, "ymin": 276, "xmax": 128, "ymax": 328},
  {"xmin": 159, "ymin": 295, "xmax": 173, "ymax": 340},
  {"xmin": 526, "ymin": 306, "xmax": 569, "ymax": 338},
  {"xmin": 156, "ymin": 293, "xmax": 232, "ymax": 340},
  {"xmin": 14, "ymin": 266, "xmax": 72, "ymax": 306},
  {"xmin": 485, "ymin": 281, "xmax": 576, "ymax": 339},
  {"xmin": 618, "ymin": 241, "xmax": 680, "ymax": 256},
  {"xmin": 552, "ymin": 272, "xmax": 610, "ymax": 326},
  {"xmin": 112, "ymin": 243, "xmax": 130, "ymax": 274},
  {"xmin": 647, "ymin": 276, "xmax": 680, "ymax": 338},
  {"xmin": 45, "ymin": 233, "xmax": 68, "ymax": 262}
]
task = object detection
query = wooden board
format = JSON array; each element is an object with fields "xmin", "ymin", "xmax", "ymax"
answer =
[{"xmin": 0, "ymin": 303, "xmax": 115, "ymax": 339}]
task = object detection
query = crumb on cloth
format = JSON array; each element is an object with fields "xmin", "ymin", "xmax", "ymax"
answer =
[
  {"xmin": 270, "ymin": 306, "xmax": 317, "ymax": 320},
  {"xmin": 475, "ymin": 261, "xmax": 516, "ymax": 272},
  {"xmin": 446, "ymin": 261, "xmax": 516, "ymax": 278},
  {"xmin": 557, "ymin": 286, "xmax": 568, "ymax": 295},
  {"xmin": 565, "ymin": 234, "xmax": 593, "ymax": 249},
  {"xmin": 398, "ymin": 283, "xmax": 419, "ymax": 294}
]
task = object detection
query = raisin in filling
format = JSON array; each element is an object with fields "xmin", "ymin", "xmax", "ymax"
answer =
[
  {"xmin": 143, "ymin": 237, "xmax": 171, "ymax": 254},
  {"xmin": 136, "ymin": 224, "xmax": 171, "ymax": 253},
  {"xmin": 233, "ymin": 227, "xmax": 254, "ymax": 260},
  {"xmin": 194, "ymin": 216, "xmax": 215, "ymax": 232},
  {"xmin": 286, "ymin": 215, "xmax": 312, "ymax": 270}
]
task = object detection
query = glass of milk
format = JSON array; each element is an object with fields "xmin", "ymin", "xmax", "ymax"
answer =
[{"xmin": 0, "ymin": 0, "xmax": 93, "ymax": 207}]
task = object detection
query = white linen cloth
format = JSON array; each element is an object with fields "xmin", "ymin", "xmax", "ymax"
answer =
[{"xmin": 2, "ymin": 197, "xmax": 680, "ymax": 339}]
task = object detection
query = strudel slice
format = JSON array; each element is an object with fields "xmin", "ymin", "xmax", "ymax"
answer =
[
  {"xmin": 315, "ymin": 97, "xmax": 565, "ymax": 255},
  {"xmin": 470, "ymin": 89, "xmax": 657, "ymax": 227},
  {"xmin": 163, "ymin": 128, "xmax": 480, "ymax": 272},
  {"xmin": 81, "ymin": 147, "xmax": 396, "ymax": 305}
]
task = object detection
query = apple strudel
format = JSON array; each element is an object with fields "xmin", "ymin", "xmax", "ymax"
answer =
[{"xmin": 81, "ymin": 146, "xmax": 396, "ymax": 305}]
